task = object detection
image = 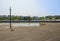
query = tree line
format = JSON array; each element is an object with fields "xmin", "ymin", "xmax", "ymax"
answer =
[{"xmin": 0, "ymin": 15, "xmax": 60, "ymax": 20}]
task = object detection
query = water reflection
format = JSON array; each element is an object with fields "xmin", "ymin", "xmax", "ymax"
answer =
[{"xmin": 12, "ymin": 23, "xmax": 39, "ymax": 27}]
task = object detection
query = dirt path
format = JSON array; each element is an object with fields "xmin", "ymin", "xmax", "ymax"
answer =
[{"xmin": 0, "ymin": 23, "xmax": 60, "ymax": 41}]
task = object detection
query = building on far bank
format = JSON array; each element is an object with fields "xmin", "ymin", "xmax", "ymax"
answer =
[{"xmin": 32, "ymin": 16, "xmax": 39, "ymax": 20}]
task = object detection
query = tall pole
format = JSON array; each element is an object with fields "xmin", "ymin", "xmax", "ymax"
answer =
[
  {"xmin": 10, "ymin": 6, "xmax": 14, "ymax": 31},
  {"xmin": 9, "ymin": 0, "xmax": 14, "ymax": 31}
]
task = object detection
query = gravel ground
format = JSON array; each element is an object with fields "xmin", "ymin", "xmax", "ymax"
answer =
[{"xmin": 0, "ymin": 23, "xmax": 60, "ymax": 41}]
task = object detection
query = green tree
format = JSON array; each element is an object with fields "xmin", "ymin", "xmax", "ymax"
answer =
[
  {"xmin": 39, "ymin": 17, "xmax": 46, "ymax": 20},
  {"xmin": 11, "ymin": 16, "xmax": 19, "ymax": 20},
  {"xmin": 46, "ymin": 16, "xmax": 53, "ymax": 19}
]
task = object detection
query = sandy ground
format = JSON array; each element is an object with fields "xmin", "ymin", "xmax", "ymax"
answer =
[{"xmin": 0, "ymin": 23, "xmax": 60, "ymax": 41}]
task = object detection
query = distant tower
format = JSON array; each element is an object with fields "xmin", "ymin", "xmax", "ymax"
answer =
[{"xmin": 9, "ymin": 6, "xmax": 14, "ymax": 31}]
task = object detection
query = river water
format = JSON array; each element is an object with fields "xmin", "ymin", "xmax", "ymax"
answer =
[
  {"xmin": 0, "ymin": 23, "xmax": 40, "ymax": 27},
  {"xmin": 12, "ymin": 23, "xmax": 40, "ymax": 27}
]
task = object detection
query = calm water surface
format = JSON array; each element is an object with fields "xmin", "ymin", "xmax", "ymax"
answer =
[{"xmin": 0, "ymin": 23, "xmax": 40, "ymax": 27}]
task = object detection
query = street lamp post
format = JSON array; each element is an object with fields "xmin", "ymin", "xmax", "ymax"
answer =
[{"xmin": 9, "ymin": 0, "xmax": 14, "ymax": 31}]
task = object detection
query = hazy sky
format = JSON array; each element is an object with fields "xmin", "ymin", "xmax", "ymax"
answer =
[{"xmin": 0, "ymin": 0, "xmax": 60, "ymax": 17}]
